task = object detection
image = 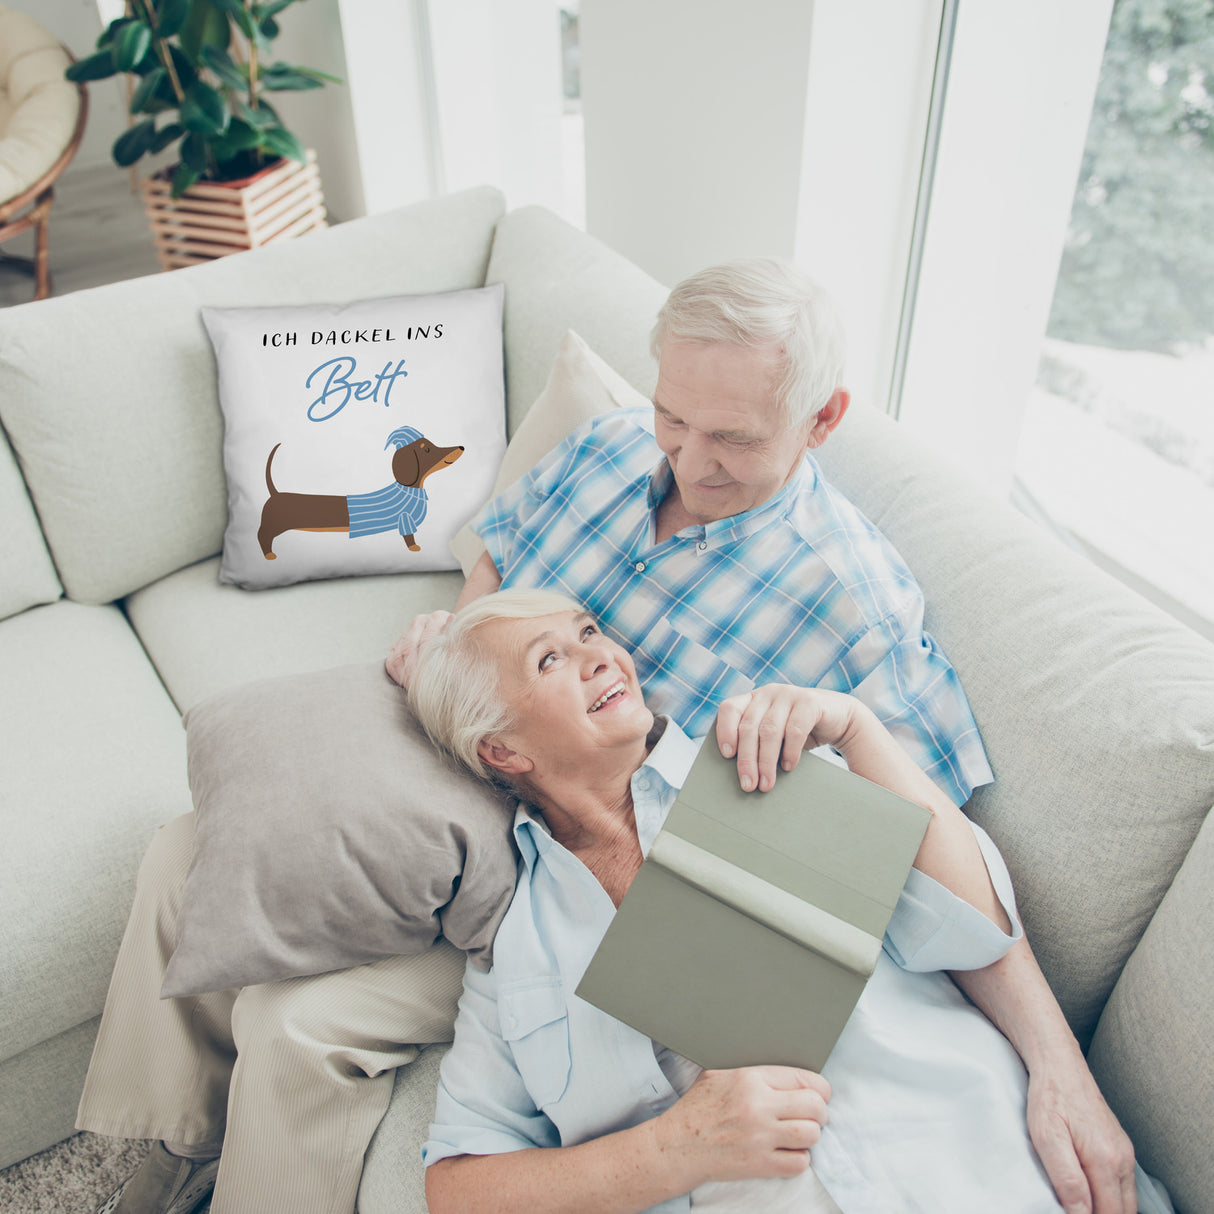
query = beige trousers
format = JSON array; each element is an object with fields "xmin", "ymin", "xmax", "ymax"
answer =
[{"xmin": 76, "ymin": 814, "xmax": 466, "ymax": 1214}]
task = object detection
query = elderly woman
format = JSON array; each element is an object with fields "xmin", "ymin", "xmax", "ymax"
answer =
[{"xmin": 408, "ymin": 588, "xmax": 1097, "ymax": 1214}]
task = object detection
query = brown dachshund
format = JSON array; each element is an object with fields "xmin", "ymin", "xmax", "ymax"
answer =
[{"xmin": 258, "ymin": 426, "xmax": 464, "ymax": 560}]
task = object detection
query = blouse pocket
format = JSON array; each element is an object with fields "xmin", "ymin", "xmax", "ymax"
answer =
[{"xmin": 499, "ymin": 978, "xmax": 572, "ymax": 1109}]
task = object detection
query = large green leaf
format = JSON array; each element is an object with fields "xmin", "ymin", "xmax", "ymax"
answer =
[
  {"xmin": 200, "ymin": 44, "xmax": 249, "ymax": 90},
  {"xmin": 210, "ymin": 118, "xmax": 263, "ymax": 161},
  {"xmin": 180, "ymin": 131, "xmax": 211, "ymax": 172},
  {"xmin": 254, "ymin": 0, "xmax": 297, "ymax": 19},
  {"xmin": 234, "ymin": 97, "xmax": 279, "ymax": 129},
  {"xmin": 66, "ymin": 49, "xmax": 119, "ymax": 83},
  {"xmin": 155, "ymin": 0, "xmax": 192, "ymax": 40},
  {"xmin": 150, "ymin": 121, "xmax": 185, "ymax": 153},
  {"xmin": 96, "ymin": 17, "xmax": 128, "ymax": 50},
  {"xmin": 260, "ymin": 125, "xmax": 305, "ymax": 163},
  {"xmin": 112, "ymin": 119, "xmax": 157, "ymax": 167},
  {"xmin": 180, "ymin": 0, "xmax": 231, "ymax": 64},
  {"xmin": 171, "ymin": 162, "xmax": 201, "ymax": 197},
  {"xmin": 260, "ymin": 62, "xmax": 323, "ymax": 91},
  {"xmin": 181, "ymin": 80, "xmax": 230, "ymax": 135},
  {"xmin": 112, "ymin": 20, "xmax": 152, "ymax": 71},
  {"xmin": 167, "ymin": 44, "xmax": 198, "ymax": 92},
  {"xmin": 129, "ymin": 66, "xmax": 167, "ymax": 113},
  {"xmin": 209, "ymin": 0, "xmax": 258, "ymax": 39}
]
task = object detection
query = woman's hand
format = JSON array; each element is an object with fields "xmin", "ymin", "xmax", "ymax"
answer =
[
  {"xmin": 385, "ymin": 610, "xmax": 453, "ymax": 688},
  {"xmin": 653, "ymin": 1066, "xmax": 831, "ymax": 1185},
  {"xmin": 716, "ymin": 685, "xmax": 861, "ymax": 792}
]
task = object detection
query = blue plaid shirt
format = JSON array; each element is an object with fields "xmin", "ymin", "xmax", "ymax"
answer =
[{"xmin": 474, "ymin": 407, "xmax": 992, "ymax": 806}]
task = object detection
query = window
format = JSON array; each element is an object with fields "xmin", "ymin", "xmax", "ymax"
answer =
[{"xmin": 1013, "ymin": 0, "xmax": 1214, "ymax": 637}]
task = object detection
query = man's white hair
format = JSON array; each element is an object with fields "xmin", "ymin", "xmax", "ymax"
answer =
[
  {"xmin": 650, "ymin": 258, "xmax": 847, "ymax": 429},
  {"xmin": 408, "ymin": 588, "xmax": 586, "ymax": 781}
]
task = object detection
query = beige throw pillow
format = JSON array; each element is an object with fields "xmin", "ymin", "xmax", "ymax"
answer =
[{"xmin": 449, "ymin": 329, "xmax": 650, "ymax": 576}]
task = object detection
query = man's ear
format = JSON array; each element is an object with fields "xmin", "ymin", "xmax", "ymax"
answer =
[
  {"xmin": 477, "ymin": 738, "xmax": 533, "ymax": 777},
  {"xmin": 806, "ymin": 388, "xmax": 850, "ymax": 450}
]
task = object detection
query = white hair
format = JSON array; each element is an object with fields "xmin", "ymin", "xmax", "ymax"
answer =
[
  {"xmin": 407, "ymin": 588, "xmax": 586, "ymax": 782},
  {"xmin": 650, "ymin": 258, "xmax": 847, "ymax": 428}
]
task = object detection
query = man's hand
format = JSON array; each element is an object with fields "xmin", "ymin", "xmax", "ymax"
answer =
[
  {"xmin": 1026, "ymin": 1060, "xmax": 1137, "ymax": 1214},
  {"xmin": 385, "ymin": 610, "xmax": 453, "ymax": 689},
  {"xmin": 715, "ymin": 685, "xmax": 859, "ymax": 792}
]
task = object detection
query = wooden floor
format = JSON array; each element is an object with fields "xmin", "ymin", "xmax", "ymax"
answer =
[{"xmin": 0, "ymin": 162, "xmax": 162, "ymax": 308}]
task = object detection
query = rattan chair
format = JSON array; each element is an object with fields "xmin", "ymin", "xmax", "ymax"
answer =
[{"xmin": 0, "ymin": 5, "xmax": 87, "ymax": 302}]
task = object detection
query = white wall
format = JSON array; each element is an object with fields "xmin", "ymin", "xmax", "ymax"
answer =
[
  {"xmin": 574, "ymin": 0, "xmax": 941, "ymax": 416},
  {"xmin": 428, "ymin": 0, "xmax": 565, "ymax": 213},
  {"xmin": 579, "ymin": 0, "xmax": 818, "ymax": 288},
  {"xmin": 795, "ymin": 0, "xmax": 941, "ymax": 413}
]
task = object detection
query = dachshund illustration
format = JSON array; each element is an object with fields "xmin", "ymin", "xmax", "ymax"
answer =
[{"xmin": 258, "ymin": 425, "xmax": 464, "ymax": 560}]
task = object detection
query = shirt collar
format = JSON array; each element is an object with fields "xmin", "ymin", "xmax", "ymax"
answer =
[
  {"xmin": 645, "ymin": 456, "xmax": 818, "ymax": 547},
  {"xmin": 512, "ymin": 716, "xmax": 702, "ymax": 869}
]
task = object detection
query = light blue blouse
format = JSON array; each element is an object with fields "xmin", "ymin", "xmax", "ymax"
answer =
[{"xmin": 424, "ymin": 721, "xmax": 1066, "ymax": 1212}]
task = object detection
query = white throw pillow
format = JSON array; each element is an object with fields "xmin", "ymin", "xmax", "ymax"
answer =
[
  {"xmin": 450, "ymin": 328, "xmax": 650, "ymax": 576},
  {"xmin": 203, "ymin": 286, "xmax": 506, "ymax": 589}
]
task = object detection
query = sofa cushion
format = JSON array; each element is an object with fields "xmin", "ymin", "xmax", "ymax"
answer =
[
  {"xmin": 1088, "ymin": 804, "xmax": 1214, "ymax": 1214},
  {"xmin": 485, "ymin": 205, "xmax": 668, "ymax": 436},
  {"xmin": 813, "ymin": 402, "xmax": 1214, "ymax": 1045},
  {"xmin": 0, "ymin": 601, "xmax": 191, "ymax": 1063},
  {"xmin": 1092, "ymin": 801, "xmax": 1214, "ymax": 1209},
  {"xmin": 0, "ymin": 186, "xmax": 506, "ymax": 606},
  {"xmin": 124, "ymin": 555, "xmax": 462, "ymax": 713},
  {"xmin": 202, "ymin": 286, "xmax": 506, "ymax": 589},
  {"xmin": 0, "ymin": 424, "xmax": 60, "ymax": 620},
  {"xmin": 359, "ymin": 1042, "xmax": 448, "ymax": 1214}
]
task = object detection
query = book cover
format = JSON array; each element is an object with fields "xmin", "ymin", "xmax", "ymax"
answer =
[{"xmin": 575, "ymin": 743, "xmax": 932, "ymax": 1071}]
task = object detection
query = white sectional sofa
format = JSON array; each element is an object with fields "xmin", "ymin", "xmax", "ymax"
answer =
[{"xmin": 1, "ymin": 186, "xmax": 1211, "ymax": 1213}]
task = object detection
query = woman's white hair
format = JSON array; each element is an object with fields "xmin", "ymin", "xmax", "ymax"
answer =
[
  {"xmin": 407, "ymin": 588, "xmax": 586, "ymax": 782},
  {"xmin": 650, "ymin": 258, "xmax": 847, "ymax": 429}
]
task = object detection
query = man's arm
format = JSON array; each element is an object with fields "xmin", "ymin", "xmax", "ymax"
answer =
[
  {"xmin": 456, "ymin": 549, "xmax": 503, "ymax": 609},
  {"xmin": 950, "ymin": 942, "xmax": 1137, "ymax": 1214}
]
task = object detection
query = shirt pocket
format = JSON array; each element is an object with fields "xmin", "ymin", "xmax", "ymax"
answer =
[
  {"xmin": 499, "ymin": 978, "xmax": 572, "ymax": 1110},
  {"xmin": 636, "ymin": 614, "xmax": 754, "ymax": 725}
]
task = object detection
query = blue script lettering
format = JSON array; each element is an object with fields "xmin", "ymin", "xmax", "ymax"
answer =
[{"xmin": 305, "ymin": 357, "xmax": 409, "ymax": 422}]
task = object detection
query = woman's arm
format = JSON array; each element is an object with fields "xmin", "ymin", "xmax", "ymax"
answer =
[
  {"xmin": 427, "ymin": 1065, "xmax": 830, "ymax": 1214},
  {"xmin": 715, "ymin": 684, "xmax": 1011, "ymax": 931}
]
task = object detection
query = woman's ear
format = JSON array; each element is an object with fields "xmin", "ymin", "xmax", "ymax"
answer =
[{"xmin": 477, "ymin": 738, "xmax": 533, "ymax": 777}]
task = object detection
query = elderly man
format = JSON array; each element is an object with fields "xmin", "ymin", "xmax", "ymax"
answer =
[{"xmin": 388, "ymin": 260, "xmax": 1136, "ymax": 1214}]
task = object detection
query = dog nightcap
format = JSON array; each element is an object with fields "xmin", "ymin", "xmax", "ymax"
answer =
[{"xmin": 385, "ymin": 425, "xmax": 424, "ymax": 450}]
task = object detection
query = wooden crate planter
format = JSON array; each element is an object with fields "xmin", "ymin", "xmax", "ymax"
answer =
[{"xmin": 140, "ymin": 150, "xmax": 327, "ymax": 271}]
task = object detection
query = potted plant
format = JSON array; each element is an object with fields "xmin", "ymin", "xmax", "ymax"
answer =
[{"xmin": 66, "ymin": 0, "xmax": 340, "ymax": 268}]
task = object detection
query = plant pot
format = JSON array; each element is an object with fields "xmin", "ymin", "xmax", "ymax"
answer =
[{"xmin": 139, "ymin": 150, "xmax": 327, "ymax": 271}]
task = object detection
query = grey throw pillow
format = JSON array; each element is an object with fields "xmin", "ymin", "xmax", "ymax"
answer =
[{"xmin": 161, "ymin": 662, "xmax": 518, "ymax": 998}]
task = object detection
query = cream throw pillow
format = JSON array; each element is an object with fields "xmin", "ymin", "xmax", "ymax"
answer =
[{"xmin": 449, "ymin": 329, "xmax": 650, "ymax": 576}]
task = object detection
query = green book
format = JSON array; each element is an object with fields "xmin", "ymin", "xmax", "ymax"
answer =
[{"xmin": 575, "ymin": 743, "xmax": 932, "ymax": 1072}]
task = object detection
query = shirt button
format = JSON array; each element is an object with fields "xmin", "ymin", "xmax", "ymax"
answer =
[
  {"xmin": 634, "ymin": 561, "xmax": 646, "ymax": 573},
  {"xmin": 697, "ymin": 541, "xmax": 708, "ymax": 551}
]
